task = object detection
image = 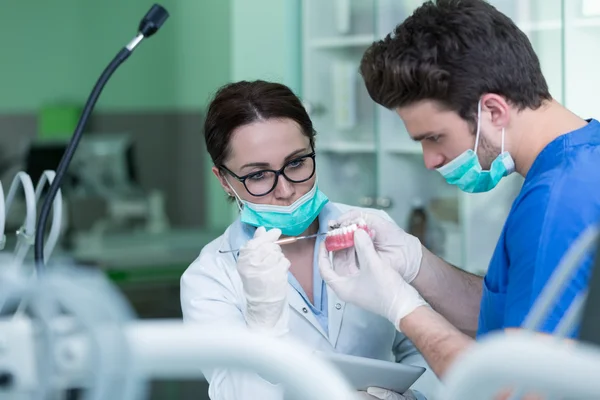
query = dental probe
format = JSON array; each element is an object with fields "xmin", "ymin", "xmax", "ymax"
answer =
[{"xmin": 218, "ymin": 232, "xmax": 327, "ymax": 254}]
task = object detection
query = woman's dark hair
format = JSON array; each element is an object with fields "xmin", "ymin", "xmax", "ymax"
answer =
[
  {"xmin": 360, "ymin": 0, "xmax": 552, "ymax": 127},
  {"xmin": 204, "ymin": 80, "xmax": 316, "ymax": 169}
]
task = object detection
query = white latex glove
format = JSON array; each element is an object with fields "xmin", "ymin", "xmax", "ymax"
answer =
[
  {"xmin": 237, "ymin": 227, "xmax": 291, "ymax": 334},
  {"xmin": 356, "ymin": 388, "xmax": 418, "ymax": 400},
  {"xmin": 319, "ymin": 229, "xmax": 428, "ymax": 327},
  {"xmin": 329, "ymin": 210, "xmax": 423, "ymax": 283}
]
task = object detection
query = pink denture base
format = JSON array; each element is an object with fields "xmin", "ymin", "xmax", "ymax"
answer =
[{"xmin": 325, "ymin": 225, "xmax": 375, "ymax": 252}]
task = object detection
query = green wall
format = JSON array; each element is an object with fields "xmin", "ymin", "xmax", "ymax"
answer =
[
  {"xmin": 0, "ymin": 0, "xmax": 299, "ymax": 112},
  {"xmin": 231, "ymin": 0, "xmax": 301, "ymax": 94},
  {"xmin": 0, "ymin": 0, "xmax": 232, "ymax": 112},
  {"xmin": 0, "ymin": 0, "xmax": 301, "ymax": 230},
  {"xmin": 216, "ymin": 0, "xmax": 304, "ymax": 223}
]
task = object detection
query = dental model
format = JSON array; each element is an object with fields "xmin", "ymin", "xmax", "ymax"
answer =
[{"xmin": 325, "ymin": 218, "xmax": 375, "ymax": 252}]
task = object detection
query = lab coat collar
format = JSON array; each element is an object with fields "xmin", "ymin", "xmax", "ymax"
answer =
[
  {"xmin": 285, "ymin": 285, "xmax": 345, "ymax": 347},
  {"xmin": 224, "ymin": 202, "xmax": 347, "ymax": 346}
]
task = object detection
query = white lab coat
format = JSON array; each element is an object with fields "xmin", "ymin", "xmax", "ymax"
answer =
[{"xmin": 181, "ymin": 203, "xmax": 440, "ymax": 400}]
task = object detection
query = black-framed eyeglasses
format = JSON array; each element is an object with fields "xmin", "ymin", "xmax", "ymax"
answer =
[{"xmin": 220, "ymin": 150, "xmax": 316, "ymax": 197}]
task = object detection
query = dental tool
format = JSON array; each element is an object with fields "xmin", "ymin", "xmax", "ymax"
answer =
[{"xmin": 218, "ymin": 232, "xmax": 327, "ymax": 254}]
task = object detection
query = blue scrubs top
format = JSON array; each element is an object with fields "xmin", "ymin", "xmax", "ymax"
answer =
[{"xmin": 477, "ymin": 119, "xmax": 600, "ymax": 338}]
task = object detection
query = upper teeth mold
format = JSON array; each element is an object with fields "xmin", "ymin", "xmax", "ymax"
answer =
[{"xmin": 327, "ymin": 218, "xmax": 367, "ymax": 236}]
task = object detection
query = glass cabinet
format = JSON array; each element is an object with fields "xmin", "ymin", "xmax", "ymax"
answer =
[{"xmin": 301, "ymin": 0, "xmax": 598, "ymax": 274}]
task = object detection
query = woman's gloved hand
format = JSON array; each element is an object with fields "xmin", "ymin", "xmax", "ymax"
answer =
[
  {"xmin": 237, "ymin": 227, "xmax": 291, "ymax": 334},
  {"xmin": 356, "ymin": 388, "xmax": 418, "ymax": 400},
  {"xmin": 329, "ymin": 210, "xmax": 423, "ymax": 283},
  {"xmin": 319, "ymin": 229, "xmax": 428, "ymax": 327}
]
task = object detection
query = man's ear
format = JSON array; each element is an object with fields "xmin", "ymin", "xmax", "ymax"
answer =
[{"xmin": 481, "ymin": 93, "xmax": 510, "ymax": 129}]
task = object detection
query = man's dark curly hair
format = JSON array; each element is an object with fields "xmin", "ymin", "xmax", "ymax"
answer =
[{"xmin": 360, "ymin": 0, "xmax": 552, "ymax": 127}]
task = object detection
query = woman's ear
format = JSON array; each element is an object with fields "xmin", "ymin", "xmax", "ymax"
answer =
[{"xmin": 212, "ymin": 166, "xmax": 234, "ymax": 196}]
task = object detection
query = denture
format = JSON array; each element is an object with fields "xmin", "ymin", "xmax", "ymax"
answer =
[{"xmin": 325, "ymin": 218, "xmax": 375, "ymax": 252}]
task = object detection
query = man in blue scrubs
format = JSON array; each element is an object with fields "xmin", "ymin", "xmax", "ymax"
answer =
[{"xmin": 318, "ymin": 0, "xmax": 600, "ymax": 383}]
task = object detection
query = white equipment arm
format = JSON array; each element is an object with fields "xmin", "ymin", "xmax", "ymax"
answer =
[
  {"xmin": 442, "ymin": 332, "xmax": 600, "ymax": 400},
  {"xmin": 4, "ymin": 172, "xmax": 37, "ymax": 268},
  {"xmin": 0, "ymin": 318, "xmax": 355, "ymax": 400},
  {"xmin": 0, "ymin": 267, "xmax": 355, "ymax": 400},
  {"xmin": 129, "ymin": 321, "xmax": 354, "ymax": 397},
  {"xmin": 33, "ymin": 170, "xmax": 64, "ymax": 263}
]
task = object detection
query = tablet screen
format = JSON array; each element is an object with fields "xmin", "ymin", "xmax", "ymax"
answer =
[{"xmin": 315, "ymin": 351, "xmax": 425, "ymax": 394}]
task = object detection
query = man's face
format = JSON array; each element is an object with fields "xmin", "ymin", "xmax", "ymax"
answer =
[{"xmin": 396, "ymin": 100, "xmax": 500, "ymax": 170}]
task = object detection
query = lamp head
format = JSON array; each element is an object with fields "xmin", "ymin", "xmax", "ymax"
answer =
[{"xmin": 138, "ymin": 4, "xmax": 169, "ymax": 37}]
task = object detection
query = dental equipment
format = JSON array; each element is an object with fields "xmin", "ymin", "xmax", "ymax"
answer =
[
  {"xmin": 522, "ymin": 224, "xmax": 599, "ymax": 332},
  {"xmin": 0, "ymin": 170, "xmax": 64, "ymax": 317},
  {"xmin": 554, "ymin": 289, "xmax": 587, "ymax": 337},
  {"xmin": 444, "ymin": 223, "xmax": 600, "ymax": 400},
  {"xmin": 218, "ymin": 232, "xmax": 327, "ymax": 253},
  {"xmin": 580, "ymin": 231, "xmax": 600, "ymax": 345},
  {"xmin": 442, "ymin": 331, "xmax": 600, "ymax": 400},
  {"xmin": 0, "ymin": 265, "xmax": 356, "ymax": 400},
  {"xmin": 6, "ymin": 170, "xmax": 65, "ymax": 318},
  {"xmin": 503, "ymin": 224, "xmax": 599, "ymax": 400},
  {"xmin": 1, "ymin": 170, "xmax": 64, "ymax": 267},
  {"xmin": 34, "ymin": 4, "xmax": 169, "ymax": 272},
  {"xmin": 4, "ymin": 172, "xmax": 37, "ymax": 269},
  {"xmin": 33, "ymin": 170, "xmax": 63, "ymax": 263},
  {"xmin": 0, "ymin": 182, "xmax": 5, "ymax": 251}
]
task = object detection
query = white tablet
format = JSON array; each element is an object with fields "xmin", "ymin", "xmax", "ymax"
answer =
[{"xmin": 315, "ymin": 351, "xmax": 425, "ymax": 394}]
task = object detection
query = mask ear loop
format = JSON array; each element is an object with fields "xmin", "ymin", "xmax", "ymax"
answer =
[
  {"xmin": 224, "ymin": 177, "xmax": 244, "ymax": 212},
  {"xmin": 500, "ymin": 127, "xmax": 506, "ymax": 154},
  {"xmin": 473, "ymin": 99, "xmax": 483, "ymax": 154}
]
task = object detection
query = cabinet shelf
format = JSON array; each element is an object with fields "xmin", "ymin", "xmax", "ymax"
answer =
[
  {"xmin": 317, "ymin": 141, "xmax": 376, "ymax": 153},
  {"xmin": 309, "ymin": 34, "xmax": 376, "ymax": 49}
]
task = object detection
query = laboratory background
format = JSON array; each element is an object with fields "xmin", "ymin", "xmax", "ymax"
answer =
[{"xmin": 1, "ymin": 0, "xmax": 599, "ymax": 398}]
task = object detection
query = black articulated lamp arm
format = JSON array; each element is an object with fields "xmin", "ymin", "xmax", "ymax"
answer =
[{"xmin": 34, "ymin": 4, "xmax": 169, "ymax": 272}]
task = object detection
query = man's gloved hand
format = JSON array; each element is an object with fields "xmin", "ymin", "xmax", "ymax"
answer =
[
  {"xmin": 356, "ymin": 388, "xmax": 418, "ymax": 400},
  {"xmin": 319, "ymin": 229, "xmax": 427, "ymax": 327},
  {"xmin": 237, "ymin": 227, "xmax": 291, "ymax": 334},
  {"xmin": 329, "ymin": 210, "xmax": 423, "ymax": 283}
]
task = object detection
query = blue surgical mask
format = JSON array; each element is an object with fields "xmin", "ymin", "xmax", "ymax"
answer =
[
  {"xmin": 228, "ymin": 180, "xmax": 329, "ymax": 236},
  {"xmin": 437, "ymin": 100, "xmax": 515, "ymax": 193}
]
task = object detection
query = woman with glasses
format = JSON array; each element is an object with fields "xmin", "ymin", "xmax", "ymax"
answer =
[{"xmin": 180, "ymin": 80, "xmax": 438, "ymax": 400}]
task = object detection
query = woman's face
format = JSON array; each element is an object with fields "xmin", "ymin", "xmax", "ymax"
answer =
[{"xmin": 213, "ymin": 118, "xmax": 315, "ymax": 206}]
